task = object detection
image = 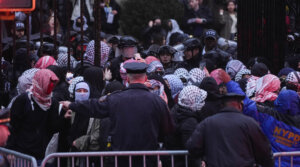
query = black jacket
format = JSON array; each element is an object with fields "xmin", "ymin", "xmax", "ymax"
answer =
[
  {"xmin": 178, "ymin": 53, "xmax": 202, "ymax": 71},
  {"xmin": 186, "ymin": 107, "xmax": 274, "ymax": 167},
  {"xmin": 6, "ymin": 93, "xmax": 62, "ymax": 160},
  {"xmin": 183, "ymin": 5, "xmax": 213, "ymax": 37},
  {"xmin": 167, "ymin": 104, "xmax": 198, "ymax": 150},
  {"xmin": 165, "ymin": 104, "xmax": 200, "ymax": 167},
  {"xmin": 110, "ymin": 55, "xmax": 124, "ymax": 82},
  {"xmin": 100, "ymin": 0, "xmax": 121, "ymax": 35},
  {"xmin": 70, "ymin": 83, "xmax": 174, "ymax": 151},
  {"xmin": 163, "ymin": 62, "xmax": 179, "ymax": 75}
]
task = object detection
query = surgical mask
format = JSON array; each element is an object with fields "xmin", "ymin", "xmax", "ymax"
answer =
[{"xmin": 75, "ymin": 92, "xmax": 90, "ymax": 101}]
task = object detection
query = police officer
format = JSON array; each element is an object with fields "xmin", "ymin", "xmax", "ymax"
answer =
[
  {"xmin": 202, "ymin": 29, "xmax": 232, "ymax": 69},
  {"xmin": 158, "ymin": 45, "xmax": 179, "ymax": 74},
  {"xmin": 186, "ymin": 93, "xmax": 274, "ymax": 167},
  {"xmin": 109, "ymin": 36, "xmax": 138, "ymax": 82},
  {"xmin": 62, "ymin": 62, "xmax": 174, "ymax": 152},
  {"xmin": 179, "ymin": 38, "xmax": 202, "ymax": 71}
]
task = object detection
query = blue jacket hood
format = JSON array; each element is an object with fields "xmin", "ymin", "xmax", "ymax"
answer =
[{"xmin": 274, "ymin": 90, "xmax": 300, "ymax": 116}]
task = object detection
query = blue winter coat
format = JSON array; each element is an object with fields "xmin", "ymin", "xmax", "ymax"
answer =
[{"xmin": 226, "ymin": 81, "xmax": 300, "ymax": 167}]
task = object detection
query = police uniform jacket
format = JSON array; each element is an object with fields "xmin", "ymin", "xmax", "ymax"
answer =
[
  {"xmin": 69, "ymin": 83, "xmax": 174, "ymax": 151},
  {"xmin": 186, "ymin": 107, "xmax": 274, "ymax": 167}
]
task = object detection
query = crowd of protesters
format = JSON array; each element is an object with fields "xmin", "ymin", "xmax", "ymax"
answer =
[{"xmin": 0, "ymin": 0, "xmax": 300, "ymax": 167}]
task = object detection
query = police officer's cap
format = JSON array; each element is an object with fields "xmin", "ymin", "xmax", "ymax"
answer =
[
  {"xmin": 124, "ymin": 62, "xmax": 148, "ymax": 74},
  {"xmin": 204, "ymin": 29, "xmax": 218, "ymax": 40},
  {"xmin": 158, "ymin": 45, "xmax": 177, "ymax": 56},
  {"xmin": 118, "ymin": 36, "xmax": 138, "ymax": 48},
  {"xmin": 183, "ymin": 38, "xmax": 201, "ymax": 51},
  {"xmin": 221, "ymin": 93, "xmax": 245, "ymax": 102}
]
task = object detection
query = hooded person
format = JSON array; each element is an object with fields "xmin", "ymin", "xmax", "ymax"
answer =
[
  {"xmin": 7, "ymin": 68, "xmax": 40, "ymax": 109},
  {"xmin": 188, "ymin": 68, "xmax": 206, "ymax": 87},
  {"xmin": 166, "ymin": 19, "xmax": 184, "ymax": 45},
  {"xmin": 68, "ymin": 81, "xmax": 100, "ymax": 153},
  {"xmin": 16, "ymin": 68, "xmax": 40, "ymax": 95},
  {"xmin": 166, "ymin": 85, "xmax": 207, "ymax": 166},
  {"xmin": 6, "ymin": 69, "xmax": 62, "ymax": 160},
  {"xmin": 57, "ymin": 53, "xmax": 77, "ymax": 69},
  {"xmin": 34, "ymin": 56, "xmax": 58, "ymax": 69},
  {"xmin": 198, "ymin": 77, "xmax": 223, "ymax": 122},
  {"xmin": 68, "ymin": 76, "xmax": 84, "ymax": 99},
  {"xmin": 210, "ymin": 69, "xmax": 223, "ymax": 85},
  {"xmin": 148, "ymin": 74, "xmax": 175, "ymax": 109},
  {"xmin": 225, "ymin": 60, "xmax": 246, "ymax": 79},
  {"xmin": 144, "ymin": 79, "xmax": 168, "ymax": 104},
  {"xmin": 82, "ymin": 67, "xmax": 105, "ymax": 98},
  {"xmin": 163, "ymin": 74, "xmax": 184, "ymax": 101},
  {"xmin": 47, "ymin": 65, "xmax": 70, "ymax": 101},
  {"xmin": 285, "ymin": 71, "xmax": 300, "ymax": 95},
  {"xmin": 252, "ymin": 74, "xmax": 281, "ymax": 106},
  {"xmin": 174, "ymin": 68, "xmax": 190, "ymax": 86},
  {"xmin": 84, "ymin": 40, "xmax": 111, "ymax": 67},
  {"xmin": 145, "ymin": 56, "xmax": 159, "ymax": 65},
  {"xmin": 235, "ymin": 69, "xmax": 251, "ymax": 82},
  {"xmin": 278, "ymin": 67, "xmax": 295, "ymax": 79},
  {"xmin": 73, "ymin": 16, "xmax": 89, "ymax": 33}
]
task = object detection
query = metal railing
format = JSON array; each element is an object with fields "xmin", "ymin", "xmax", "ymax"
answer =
[
  {"xmin": 41, "ymin": 150, "xmax": 189, "ymax": 167},
  {"xmin": 273, "ymin": 151, "xmax": 300, "ymax": 167},
  {"xmin": 0, "ymin": 147, "xmax": 38, "ymax": 167}
]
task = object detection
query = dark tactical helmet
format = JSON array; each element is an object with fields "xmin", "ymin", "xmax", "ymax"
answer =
[
  {"xmin": 118, "ymin": 36, "xmax": 138, "ymax": 49},
  {"xmin": 183, "ymin": 38, "xmax": 201, "ymax": 51},
  {"xmin": 158, "ymin": 45, "xmax": 177, "ymax": 56}
]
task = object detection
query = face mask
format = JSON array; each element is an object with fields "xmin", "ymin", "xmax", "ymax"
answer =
[{"xmin": 75, "ymin": 92, "xmax": 90, "ymax": 101}]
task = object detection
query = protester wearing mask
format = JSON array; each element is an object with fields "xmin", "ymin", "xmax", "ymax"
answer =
[
  {"xmin": 68, "ymin": 81, "xmax": 101, "ymax": 158},
  {"xmin": 6, "ymin": 69, "xmax": 63, "ymax": 161},
  {"xmin": 82, "ymin": 67, "xmax": 105, "ymax": 98}
]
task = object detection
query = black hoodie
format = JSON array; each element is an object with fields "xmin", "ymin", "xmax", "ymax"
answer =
[{"xmin": 198, "ymin": 77, "xmax": 223, "ymax": 122}]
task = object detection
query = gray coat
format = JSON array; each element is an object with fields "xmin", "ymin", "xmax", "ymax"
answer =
[{"xmin": 219, "ymin": 11, "xmax": 237, "ymax": 40}]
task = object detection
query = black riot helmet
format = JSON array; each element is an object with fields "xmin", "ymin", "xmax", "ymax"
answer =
[
  {"xmin": 183, "ymin": 38, "xmax": 202, "ymax": 51},
  {"xmin": 118, "ymin": 36, "xmax": 138, "ymax": 49},
  {"xmin": 158, "ymin": 45, "xmax": 177, "ymax": 57}
]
